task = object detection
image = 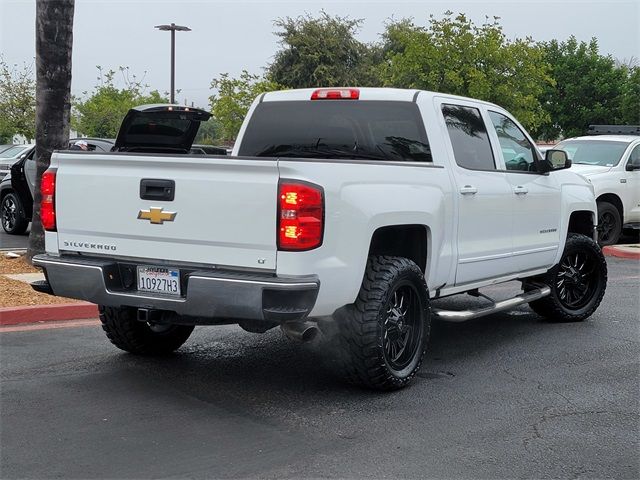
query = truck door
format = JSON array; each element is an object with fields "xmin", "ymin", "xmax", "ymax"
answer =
[
  {"xmin": 438, "ymin": 100, "xmax": 514, "ymax": 285},
  {"xmin": 486, "ymin": 110, "xmax": 561, "ymax": 271}
]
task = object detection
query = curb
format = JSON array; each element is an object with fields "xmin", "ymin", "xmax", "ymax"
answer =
[
  {"xmin": 0, "ymin": 303, "xmax": 99, "ymax": 326},
  {"xmin": 602, "ymin": 245, "xmax": 640, "ymax": 260}
]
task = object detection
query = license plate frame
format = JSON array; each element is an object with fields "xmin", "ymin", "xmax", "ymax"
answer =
[{"xmin": 137, "ymin": 266, "xmax": 181, "ymax": 296}]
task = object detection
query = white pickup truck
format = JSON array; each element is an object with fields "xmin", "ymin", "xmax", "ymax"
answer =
[
  {"xmin": 32, "ymin": 89, "xmax": 607, "ymax": 390},
  {"xmin": 554, "ymin": 127, "xmax": 640, "ymax": 245}
]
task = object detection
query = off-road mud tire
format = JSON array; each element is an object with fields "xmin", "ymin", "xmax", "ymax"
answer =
[
  {"xmin": 336, "ymin": 256, "xmax": 430, "ymax": 391},
  {"xmin": 529, "ymin": 234, "xmax": 607, "ymax": 322},
  {"xmin": 99, "ymin": 305, "xmax": 194, "ymax": 354}
]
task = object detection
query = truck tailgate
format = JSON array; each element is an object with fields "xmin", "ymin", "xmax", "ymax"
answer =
[{"xmin": 54, "ymin": 153, "xmax": 279, "ymax": 270}]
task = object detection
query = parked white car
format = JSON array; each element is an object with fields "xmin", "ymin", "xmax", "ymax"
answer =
[
  {"xmin": 32, "ymin": 90, "xmax": 607, "ymax": 390},
  {"xmin": 556, "ymin": 131, "xmax": 640, "ymax": 245}
]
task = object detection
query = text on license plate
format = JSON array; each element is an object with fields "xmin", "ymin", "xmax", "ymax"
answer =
[{"xmin": 137, "ymin": 266, "xmax": 181, "ymax": 295}]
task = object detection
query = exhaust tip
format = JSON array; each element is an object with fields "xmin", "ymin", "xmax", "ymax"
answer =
[
  {"xmin": 301, "ymin": 326, "xmax": 319, "ymax": 343},
  {"xmin": 281, "ymin": 321, "xmax": 320, "ymax": 343}
]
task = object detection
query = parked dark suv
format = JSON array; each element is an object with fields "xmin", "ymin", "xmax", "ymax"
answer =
[{"xmin": 0, "ymin": 138, "xmax": 114, "ymax": 234}]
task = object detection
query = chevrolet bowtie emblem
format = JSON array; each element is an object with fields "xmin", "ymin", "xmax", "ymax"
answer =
[{"xmin": 137, "ymin": 207, "xmax": 177, "ymax": 224}]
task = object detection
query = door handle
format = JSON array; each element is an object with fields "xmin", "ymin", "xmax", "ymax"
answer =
[
  {"xmin": 513, "ymin": 185, "xmax": 528, "ymax": 195},
  {"xmin": 460, "ymin": 185, "xmax": 478, "ymax": 195},
  {"xmin": 140, "ymin": 179, "xmax": 175, "ymax": 201}
]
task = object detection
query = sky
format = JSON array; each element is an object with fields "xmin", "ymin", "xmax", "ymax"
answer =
[{"xmin": 1, "ymin": 0, "xmax": 639, "ymax": 109}]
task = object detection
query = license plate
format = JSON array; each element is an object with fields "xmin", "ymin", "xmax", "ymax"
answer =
[{"xmin": 137, "ymin": 266, "xmax": 181, "ymax": 296}]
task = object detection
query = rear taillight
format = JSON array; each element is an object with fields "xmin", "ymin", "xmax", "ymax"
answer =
[
  {"xmin": 41, "ymin": 169, "xmax": 57, "ymax": 231},
  {"xmin": 311, "ymin": 88, "xmax": 359, "ymax": 100},
  {"xmin": 278, "ymin": 181, "xmax": 324, "ymax": 251}
]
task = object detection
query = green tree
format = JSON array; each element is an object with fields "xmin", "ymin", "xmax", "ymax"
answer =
[
  {"xmin": 268, "ymin": 12, "xmax": 382, "ymax": 88},
  {"xmin": 29, "ymin": 0, "xmax": 74, "ymax": 259},
  {"xmin": 537, "ymin": 37, "xmax": 629, "ymax": 140},
  {"xmin": 619, "ymin": 65, "xmax": 640, "ymax": 125},
  {"xmin": 381, "ymin": 12, "xmax": 553, "ymax": 131},
  {"xmin": 0, "ymin": 56, "xmax": 36, "ymax": 141},
  {"xmin": 193, "ymin": 117, "xmax": 221, "ymax": 145},
  {"xmin": 209, "ymin": 71, "xmax": 280, "ymax": 142},
  {"xmin": 72, "ymin": 66, "xmax": 167, "ymax": 138}
]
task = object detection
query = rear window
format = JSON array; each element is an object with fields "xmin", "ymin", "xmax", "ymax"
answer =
[
  {"xmin": 238, "ymin": 101, "xmax": 431, "ymax": 162},
  {"xmin": 128, "ymin": 114, "xmax": 192, "ymax": 138}
]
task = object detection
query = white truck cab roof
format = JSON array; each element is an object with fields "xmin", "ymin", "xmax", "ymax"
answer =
[{"xmin": 261, "ymin": 87, "xmax": 503, "ymax": 110}]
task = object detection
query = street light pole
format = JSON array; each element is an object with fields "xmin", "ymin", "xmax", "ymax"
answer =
[{"xmin": 154, "ymin": 23, "xmax": 191, "ymax": 104}]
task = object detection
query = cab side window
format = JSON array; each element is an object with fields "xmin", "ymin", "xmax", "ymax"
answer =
[
  {"xmin": 488, "ymin": 111, "xmax": 539, "ymax": 172},
  {"xmin": 442, "ymin": 104, "xmax": 495, "ymax": 171},
  {"xmin": 628, "ymin": 145, "xmax": 640, "ymax": 169}
]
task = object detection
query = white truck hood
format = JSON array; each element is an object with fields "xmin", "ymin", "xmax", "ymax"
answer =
[{"xmin": 570, "ymin": 164, "xmax": 612, "ymax": 177}]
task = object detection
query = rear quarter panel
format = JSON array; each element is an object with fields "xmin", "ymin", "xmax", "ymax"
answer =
[{"xmin": 277, "ymin": 160, "xmax": 454, "ymax": 316}]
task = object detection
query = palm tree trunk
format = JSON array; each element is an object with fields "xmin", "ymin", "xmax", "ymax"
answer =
[{"xmin": 27, "ymin": 0, "xmax": 75, "ymax": 261}]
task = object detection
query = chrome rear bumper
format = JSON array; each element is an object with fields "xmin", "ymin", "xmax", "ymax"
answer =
[{"xmin": 32, "ymin": 254, "xmax": 319, "ymax": 323}]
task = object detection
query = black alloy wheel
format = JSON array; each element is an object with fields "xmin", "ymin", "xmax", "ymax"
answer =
[
  {"xmin": 528, "ymin": 234, "xmax": 607, "ymax": 322},
  {"xmin": 555, "ymin": 251, "xmax": 599, "ymax": 310},
  {"xmin": 1, "ymin": 193, "xmax": 29, "ymax": 235},
  {"xmin": 382, "ymin": 283, "xmax": 423, "ymax": 372},
  {"xmin": 336, "ymin": 256, "xmax": 430, "ymax": 390}
]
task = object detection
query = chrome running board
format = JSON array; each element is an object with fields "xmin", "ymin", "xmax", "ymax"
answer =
[{"xmin": 432, "ymin": 286, "xmax": 551, "ymax": 322}]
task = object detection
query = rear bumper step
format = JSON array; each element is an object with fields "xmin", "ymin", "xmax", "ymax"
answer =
[
  {"xmin": 432, "ymin": 286, "xmax": 551, "ymax": 322},
  {"xmin": 31, "ymin": 254, "xmax": 319, "ymax": 324}
]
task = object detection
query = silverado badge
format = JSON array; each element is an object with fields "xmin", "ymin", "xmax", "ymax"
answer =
[{"xmin": 137, "ymin": 207, "xmax": 177, "ymax": 224}]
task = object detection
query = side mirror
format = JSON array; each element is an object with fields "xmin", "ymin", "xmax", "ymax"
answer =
[
  {"xmin": 541, "ymin": 149, "xmax": 570, "ymax": 173},
  {"xmin": 626, "ymin": 158, "xmax": 640, "ymax": 171}
]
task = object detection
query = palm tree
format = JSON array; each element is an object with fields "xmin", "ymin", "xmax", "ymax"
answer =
[{"xmin": 28, "ymin": 0, "xmax": 75, "ymax": 260}]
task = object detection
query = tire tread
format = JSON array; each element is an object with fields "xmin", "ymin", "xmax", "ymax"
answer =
[
  {"xmin": 529, "ymin": 234, "xmax": 607, "ymax": 322},
  {"xmin": 99, "ymin": 305, "xmax": 194, "ymax": 354},
  {"xmin": 336, "ymin": 256, "xmax": 430, "ymax": 391}
]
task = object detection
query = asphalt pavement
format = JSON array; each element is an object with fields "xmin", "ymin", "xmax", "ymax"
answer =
[
  {"xmin": 0, "ymin": 226, "xmax": 29, "ymax": 250},
  {"xmin": 1, "ymin": 257, "xmax": 639, "ymax": 479}
]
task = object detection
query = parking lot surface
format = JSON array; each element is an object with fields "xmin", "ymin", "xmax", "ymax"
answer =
[
  {"xmin": 1, "ymin": 257, "xmax": 638, "ymax": 479},
  {"xmin": 0, "ymin": 227, "xmax": 29, "ymax": 251}
]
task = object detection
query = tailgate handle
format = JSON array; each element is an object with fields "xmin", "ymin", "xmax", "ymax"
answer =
[{"xmin": 140, "ymin": 179, "xmax": 175, "ymax": 201}]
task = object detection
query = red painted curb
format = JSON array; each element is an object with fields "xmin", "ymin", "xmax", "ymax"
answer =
[
  {"xmin": 0, "ymin": 303, "xmax": 99, "ymax": 326},
  {"xmin": 602, "ymin": 246, "xmax": 640, "ymax": 260}
]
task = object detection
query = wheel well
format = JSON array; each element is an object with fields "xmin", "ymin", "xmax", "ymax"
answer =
[
  {"xmin": 368, "ymin": 225, "xmax": 428, "ymax": 273},
  {"xmin": 597, "ymin": 193, "xmax": 623, "ymax": 219},
  {"xmin": 567, "ymin": 210, "xmax": 594, "ymax": 237}
]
